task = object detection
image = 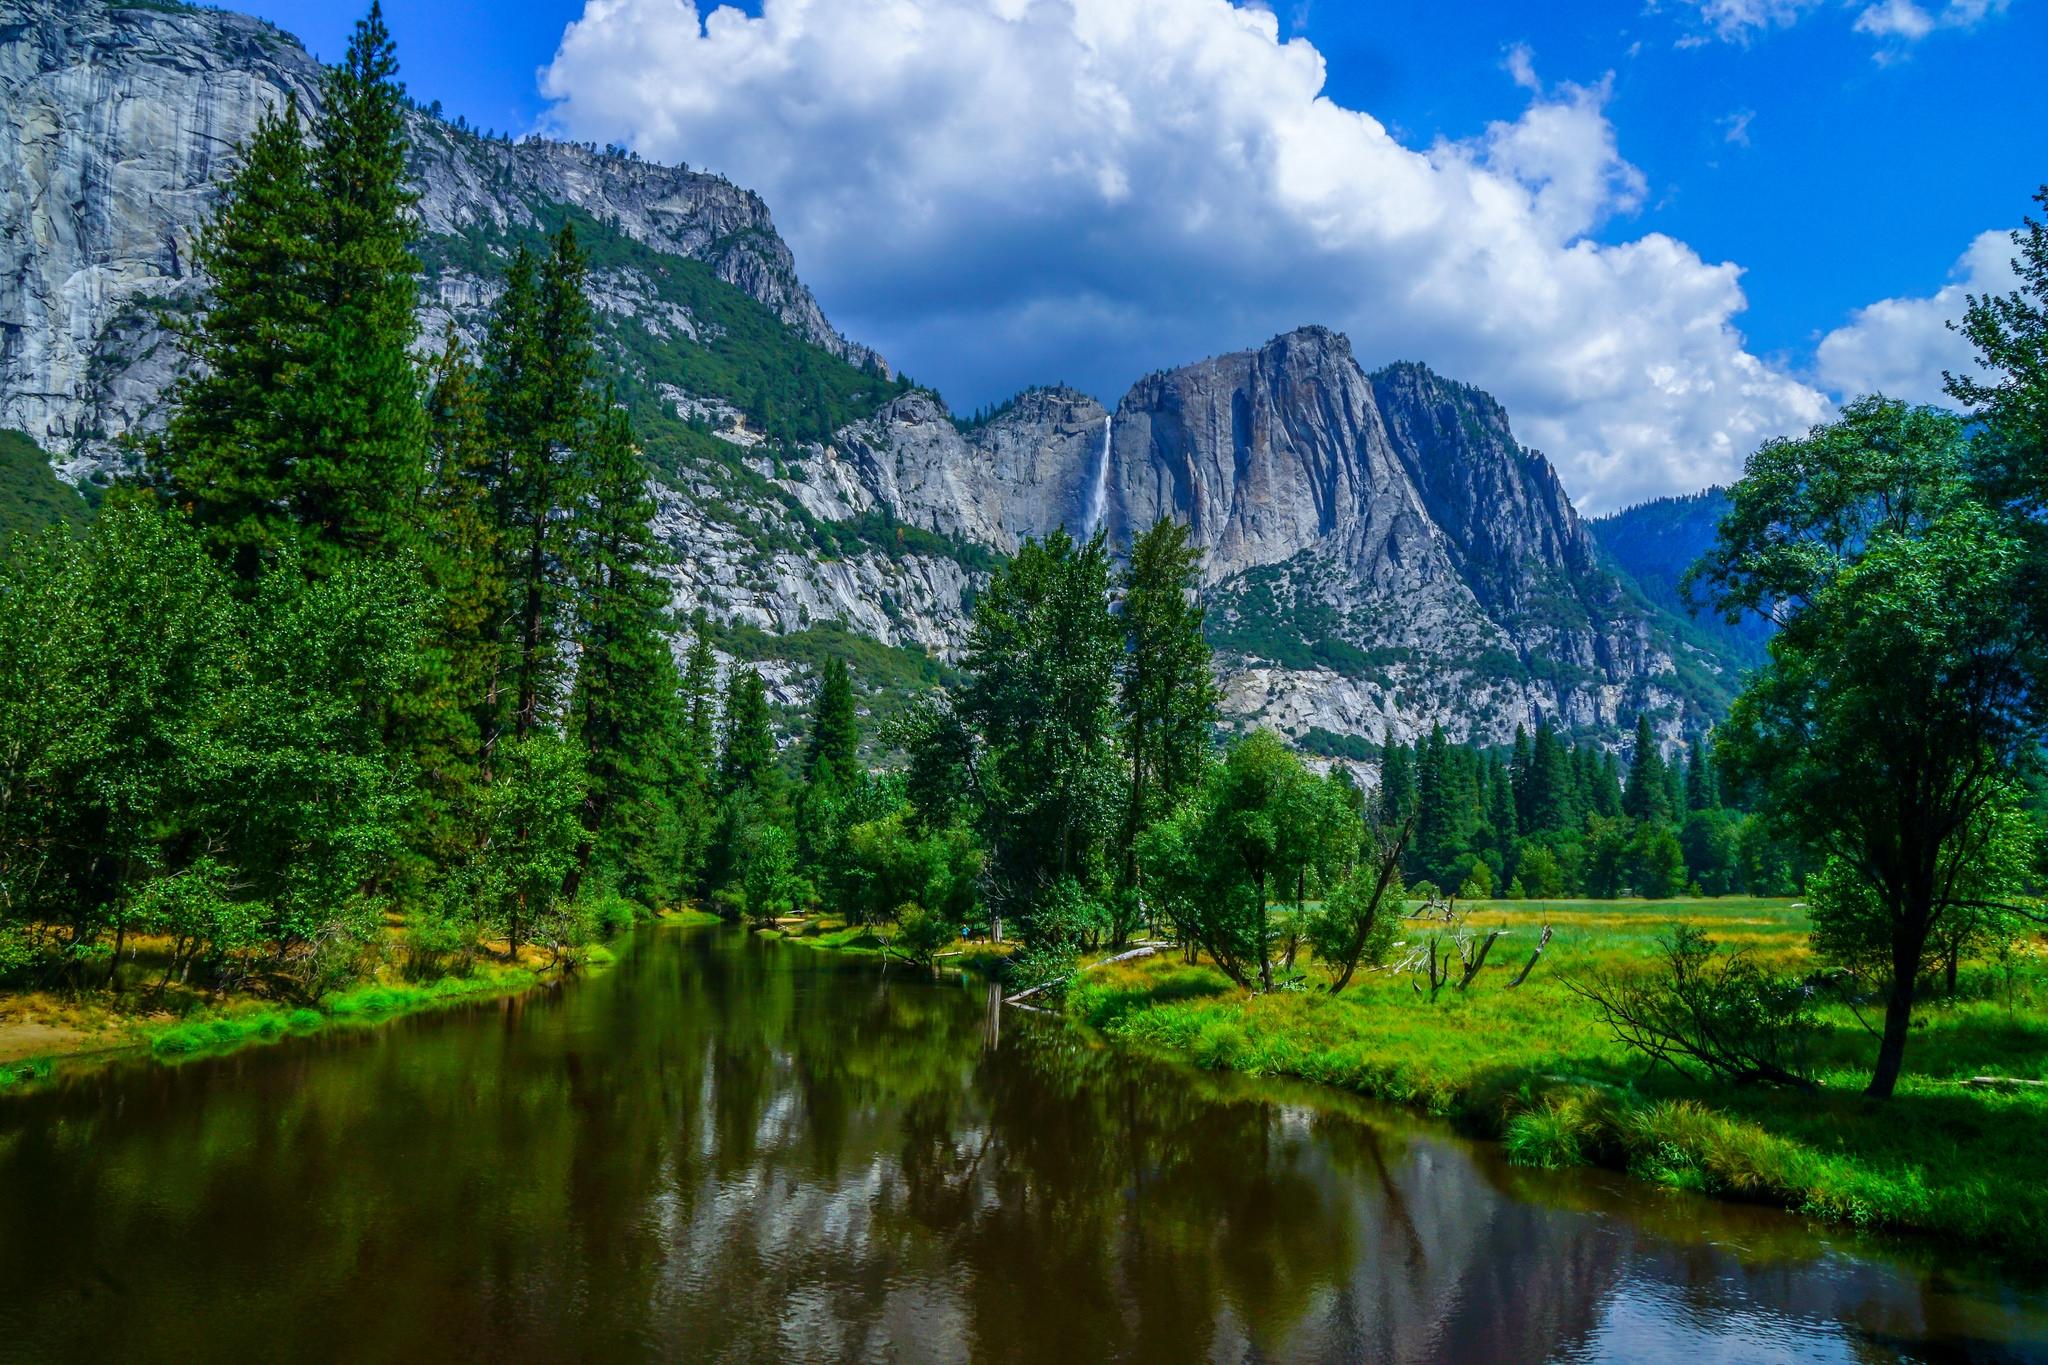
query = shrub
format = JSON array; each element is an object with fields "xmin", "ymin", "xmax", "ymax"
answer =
[{"xmin": 1567, "ymin": 924, "xmax": 1816, "ymax": 1088}]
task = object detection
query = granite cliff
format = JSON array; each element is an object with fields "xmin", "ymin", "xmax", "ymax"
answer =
[{"xmin": 0, "ymin": 0, "xmax": 1736, "ymax": 750}]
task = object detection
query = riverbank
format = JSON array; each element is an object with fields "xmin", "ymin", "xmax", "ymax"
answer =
[
  {"xmin": 1056, "ymin": 898, "xmax": 2048, "ymax": 1260},
  {"xmin": 0, "ymin": 907, "xmax": 724, "ymax": 1088}
]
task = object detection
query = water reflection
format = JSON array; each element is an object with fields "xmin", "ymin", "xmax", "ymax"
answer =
[{"xmin": 0, "ymin": 926, "xmax": 2043, "ymax": 1363}]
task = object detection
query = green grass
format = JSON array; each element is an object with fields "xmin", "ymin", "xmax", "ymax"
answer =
[
  {"xmin": 146, "ymin": 967, "xmax": 545, "ymax": 1061},
  {"xmin": 1063, "ymin": 896, "xmax": 2048, "ymax": 1257}
]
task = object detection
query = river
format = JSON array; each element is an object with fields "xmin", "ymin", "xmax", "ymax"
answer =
[{"xmin": 1, "ymin": 924, "xmax": 2044, "ymax": 1363}]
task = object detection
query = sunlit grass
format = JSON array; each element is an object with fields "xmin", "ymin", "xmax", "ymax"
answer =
[{"xmin": 1062, "ymin": 897, "xmax": 2048, "ymax": 1256}]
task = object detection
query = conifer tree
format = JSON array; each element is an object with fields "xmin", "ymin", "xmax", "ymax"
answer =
[
  {"xmin": 718, "ymin": 666, "xmax": 779, "ymax": 804},
  {"xmin": 1509, "ymin": 724, "xmax": 1534, "ymax": 830},
  {"xmin": 1685, "ymin": 737, "xmax": 1720, "ymax": 811},
  {"xmin": 1527, "ymin": 721, "xmax": 1576, "ymax": 833},
  {"xmin": 1117, "ymin": 518, "xmax": 1220, "ymax": 889},
  {"xmin": 298, "ymin": 1, "xmax": 425, "ymax": 572},
  {"xmin": 1623, "ymin": 715, "xmax": 1673, "ymax": 823},
  {"xmin": 155, "ymin": 97, "xmax": 320, "ymax": 580},
  {"xmin": 567, "ymin": 392, "xmax": 682, "ymax": 895},
  {"xmin": 394, "ymin": 328, "xmax": 505, "ymax": 866},
  {"xmin": 1412, "ymin": 724, "xmax": 1462, "ymax": 885},
  {"xmin": 803, "ymin": 657, "xmax": 861, "ymax": 792},
  {"xmin": 1377, "ymin": 729, "xmax": 1416, "ymax": 827},
  {"xmin": 487, "ymin": 227, "xmax": 598, "ymax": 741}
]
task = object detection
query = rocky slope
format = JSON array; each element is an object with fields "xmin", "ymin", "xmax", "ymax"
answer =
[
  {"xmin": 0, "ymin": 0, "xmax": 1738, "ymax": 750},
  {"xmin": 0, "ymin": 0, "xmax": 877, "ymax": 476}
]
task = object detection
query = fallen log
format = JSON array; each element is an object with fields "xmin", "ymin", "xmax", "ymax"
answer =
[{"xmin": 1003, "ymin": 943, "xmax": 1167, "ymax": 1006}]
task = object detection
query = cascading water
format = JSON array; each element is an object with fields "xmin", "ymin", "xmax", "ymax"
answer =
[{"xmin": 1082, "ymin": 414, "xmax": 1112, "ymax": 539}]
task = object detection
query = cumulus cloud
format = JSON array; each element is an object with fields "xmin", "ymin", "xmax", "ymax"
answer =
[
  {"xmin": 1813, "ymin": 229, "xmax": 2019, "ymax": 406},
  {"xmin": 540, "ymin": 0, "xmax": 1832, "ymax": 510}
]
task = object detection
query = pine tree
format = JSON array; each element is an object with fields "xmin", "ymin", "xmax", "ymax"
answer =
[
  {"xmin": 1623, "ymin": 715, "xmax": 1673, "ymax": 823},
  {"xmin": 1592, "ymin": 751, "xmax": 1625, "ymax": 819},
  {"xmin": 297, "ymin": 1, "xmax": 425, "ymax": 573},
  {"xmin": 1117, "ymin": 518, "xmax": 1219, "ymax": 890},
  {"xmin": 1509, "ymin": 724, "xmax": 1533, "ymax": 830},
  {"xmin": 155, "ymin": 97, "xmax": 321, "ymax": 580},
  {"xmin": 1485, "ymin": 753, "xmax": 1518, "ymax": 870},
  {"xmin": 803, "ymin": 657, "xmax": 861, "ymax": 791},
  {"xmin": 392, "ymin": 327, "xmax": 506, "ymax": 867},
  {"xmin": 1378, "ymin": 729, "xmax": 1417, "ymax": 827},
  {"xmin": 681, "ymin": 615, "xmax": 720, "ymax": 780},
  {"xmin": 718, "ymin": 665, "xmax": 779, "ymax": 803},
  {"xmin": 1527, "ymin": 721, "xmax": 1576, "ymax": 833},
  {"xmin": 567, "ymin": 392, "xmax": 682, "ymax": 896},
  {"xmin": 487, "ymin": 227, "xmax": 597, "ymax": 742},
  {"xmin": 1413, "ymin": 724, "xmax": 1462, "ymax": 886},
  {"xmin": 1686, "ymin": 737, "xmax": 1721, "ymax": 812}
]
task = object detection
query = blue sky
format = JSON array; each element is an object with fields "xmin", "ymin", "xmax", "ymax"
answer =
[{"xmin": 241, "ymin": 0, "xmax": 2047, "ymax": 508}]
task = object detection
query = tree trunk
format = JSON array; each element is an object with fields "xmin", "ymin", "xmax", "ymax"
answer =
[
  {"xmin": 1867, "ymin": 975, "xmax": 1914, "ymax": 1098},
  {"xmin": 1257, "ymin": 872, "xmax": 1273, "ymax": 992}
]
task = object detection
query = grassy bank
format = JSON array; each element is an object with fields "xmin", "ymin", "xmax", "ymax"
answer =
[
  {"xmin": 754, "ymin": 915, "xmax": 1013, "ymax": 977},
  {"xmin": 0, "ymin": 910, "xmax": 729, "ymax": 1088},
  {"xmin": 1062, "ymin": 897, "xmax": 2048, "ymax": 1258}
]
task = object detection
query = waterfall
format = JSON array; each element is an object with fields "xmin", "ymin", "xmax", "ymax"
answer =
[{"xmin": 1082, "ymin": 415, "xmax": 1112, "ymax": 540}]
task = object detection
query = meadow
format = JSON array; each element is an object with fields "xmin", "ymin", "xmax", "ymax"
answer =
[{"xmin": 1054, "ymin": 896, "xmax": 2048, "ymax": 1258}]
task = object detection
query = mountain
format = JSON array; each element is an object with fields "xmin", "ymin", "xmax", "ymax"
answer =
[
  {"xmin": 0, "ymin": 0, "xmax": 1743, "ymax": 751},
  {"xmin": 1590, "ymin": 489, "xmax": 1774, "ymax": 669}
]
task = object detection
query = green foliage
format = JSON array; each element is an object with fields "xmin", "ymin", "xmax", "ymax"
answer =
[
  {"xmin": 0, "ymin": 431, "xmax": 91, "ymax": 545},
  {"xmin": 1568, "ymin": 925, "xmax": 1817, "ymax": 1088},
  {"xmin": 1704, "ymin": 397, "xmax": 2042, "ymax": 1096}
]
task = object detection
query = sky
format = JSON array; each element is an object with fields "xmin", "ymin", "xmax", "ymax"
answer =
[{"xmin": 240, "ymin": 0, "xmax": 2047, "ymax": 512}]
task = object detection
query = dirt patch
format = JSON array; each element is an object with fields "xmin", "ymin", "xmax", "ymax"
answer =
[{"xmin": 0, "ymin": 1017, "xmax": 100, "ymax": 1065}]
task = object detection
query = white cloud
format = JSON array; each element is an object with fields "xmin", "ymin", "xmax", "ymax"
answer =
[
  {"xmin": 1720, "ymin": 108, "xmax": 1756, "ymax": 145},
  {"xmin": 1688, "ymin": 0, "xmax": 1825, "ymax": 41},
  {"xmin": 540, "ymin": 0, "xmax": 1832, "ymax": 511},
  {"xmin": 1813, "ymin": 229, "xmax": 2019, "ymax": 406},
  {"xmin": 1675, "ymin": 0, "xmax": 2004, "ymax": 45},
  {"xmin": 1503, "ymin": 41, "xmax": 1541, "ymax": 92}
]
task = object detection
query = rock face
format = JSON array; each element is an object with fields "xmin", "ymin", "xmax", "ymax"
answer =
[
  {"xmin": 0, "ymin": 0, "xmax": 876, "ymax": 473},
  {"xmin": 0, "ymin": 0, "xmax": 1735, "ymax": 750}
]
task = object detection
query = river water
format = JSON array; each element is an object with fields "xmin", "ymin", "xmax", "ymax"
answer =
[{"xmin": 1, "ymin": 925, "xmax": 2044, "ymax": 1363}]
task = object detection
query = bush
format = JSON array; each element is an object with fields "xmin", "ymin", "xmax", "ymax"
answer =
[
  {"xmin": 887, "ymin": 902, "xmax": 956, "ymax": 967},
  {"xmin": 1567, "ymin": 924, "xmax": 1816, "ymax": 1088}
]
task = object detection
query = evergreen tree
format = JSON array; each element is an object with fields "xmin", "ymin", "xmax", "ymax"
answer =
[
  {"xmin": 1117, "ymin": 518, "xmax": 1219, "ymax": 893},
  {"xmin": 1592, "ymin": 751, "xmax": 1625, "ymax": 819},
  {"xmin": 297, "ymin": 1, "xmax": 425, "ymax": 573},
  {"xmin": 567, "ymin": 392, "xmax": 682, "ymax": 898},
  {"xmin": 1484, "ymin": 754, "xmax": 1518, "ymax": 875},
  {"xmin": 1412, "ymin": 724, "xmax": 1462, "ymax": 886},
  {"xmin": 396, "ymin": 328, "xmax": 505, "ymax": 866},
  {"xmin": 1623, "ymin": 715, "xmax": 1673, "ymax": 823},
  {"xmin": 1527, "ymin": 721, "xmax": 1576, "ymax": 833},
  {"xmin": 1685, "ymin": 738, "xmax": 1720, "ymax": 811},
  {"xmin": 803, "ymin": 657, "xmax": 861, "ymax": 791},
  {"xmin": 1509, "ymin": 725, "xmax": 1533, "ymax": 830},
  {"xmin": 1378, "ymin": 729, "xmax": 1417, "ymax": 827},
  {"xmin": 155, "ymin": 98, "xmax": 320, "ymax": 580},
  {"xmin": 487, "ymin": 228, "xmax": 597, "ymax": 742},
  {"xmin": 952, "ymin": 530, "xmax": 1124, "ymax": 941},
  {"xmin": 717, "ymin": 665, "xmax": 779, "ymax": 804}
]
